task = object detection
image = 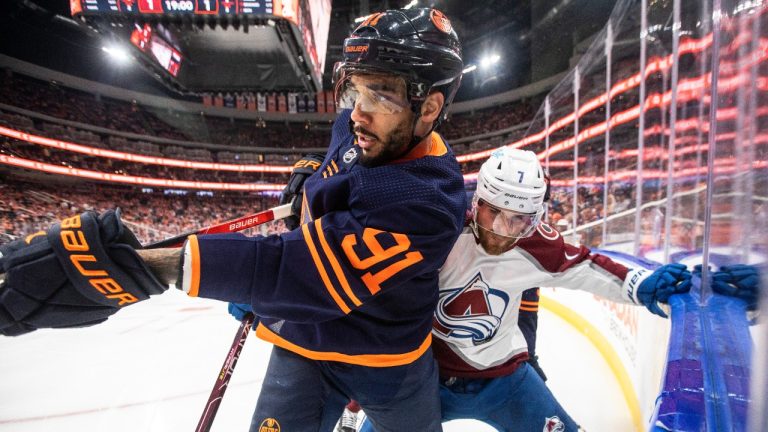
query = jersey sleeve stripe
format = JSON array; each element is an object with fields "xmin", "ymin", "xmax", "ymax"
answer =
[
  {"xmin": 314, "ymin": 218, "xmax": 362, "ymax": 307},
  {"xmin": 184, "ymin": 235, "xmax": 201, "ymax": 297},
  {"xmin": 330, "ymin": 159, "xmax": 339, "ymax": 173},
  {"xmin": 519, "ymin": 306, "xmax": 539, "ymax": 312},
  {"xmin": 301, "ymin": 222, "xmax": 351, "ymax": 314},
  {"xmin": 256, "ymin": 323, "xmax": 433, "ymax": 367},
  {"xmin": 520, "ymin": 300, "xmax": 539, "ymax": 306},
  {"xmin": 25, "ymin": 230, "xmax": 46, "ymax": 244}
]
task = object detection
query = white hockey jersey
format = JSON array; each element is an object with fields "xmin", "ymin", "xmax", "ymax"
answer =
[{"xmin": 432, "ymin": 223, "xmax": 652, "ymax": 378}]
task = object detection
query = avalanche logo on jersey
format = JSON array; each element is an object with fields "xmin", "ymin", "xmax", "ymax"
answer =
[
  {"xmin": 433, "ymin": 272, "xmax": 510, "ymax": 346},
  {"xmin": 543, "ymin": 416, "xmax": 565, "ymax": 432}
]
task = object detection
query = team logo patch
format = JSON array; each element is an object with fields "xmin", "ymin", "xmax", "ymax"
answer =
[
  {"xmin": 490, "ymin": 148, "xmax": 505, "ymax": 159},
  {"xmin": 543, "ymin": 416, "xmax": 565, "ymax": 432},
  {"xmin": 433, "ymin": 272, "xmax": 510, "ymax": 346},
  {"xmin": 258, "ymin": 417, "xmax": 281, "ymax": 432},
  {"xmin": 355, "ymin": 12, "xmax": 384, "ymax": 31},
  {"xmin": 430, "ymin": 9, "xmax": 453, "ymax": 34},
  {"xmin": 537, "ymin": 223, "xmax": 560, "ymax": 241},
  {"xmin": 343, "ymin": 147, "xmax": 358, "ymax": 164}
]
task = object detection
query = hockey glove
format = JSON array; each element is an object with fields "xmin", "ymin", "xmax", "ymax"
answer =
[
  {"xmin": 636, "ymin": 263, "xmax": 692, "ymax": 318},
  {"xmin": 280, "ymin": 153, "xmax": 325, "ymax": 230},
  {"xmin": 0, "ymin": 210, "xmax": 167, "ymax": 336},
  {"xmin": 227, "ymin": 302, "xmax": 259, "ymax": 329},
  {"xmin": 712, "ymin": 264, "xmax": 761, "ymax": 310},
  {"xmin": 527, "ymin": 354, "xmax": 548, "ymax": 382}
]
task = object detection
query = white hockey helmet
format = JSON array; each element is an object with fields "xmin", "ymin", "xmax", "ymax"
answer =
[{"xmin": 472, "ymin": 148, "xmax": 547, "ymax": 239}]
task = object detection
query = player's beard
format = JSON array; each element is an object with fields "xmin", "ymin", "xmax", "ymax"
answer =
[
  {"xmin": 354, "ymin": 115, "xmax": 415, "ymax": 168},
  {"xmin": 475, "ymin": 225, "xmax": 518, "ymax": 255}
]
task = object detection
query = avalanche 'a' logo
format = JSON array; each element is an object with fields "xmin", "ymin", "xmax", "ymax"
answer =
[
  {"xmin": 543, "ymin": 416, "xmax": 565, "ymax": 432},
  {"xmin": 433, "ymin": 273, "xmax": 509, "ymax": 346}
]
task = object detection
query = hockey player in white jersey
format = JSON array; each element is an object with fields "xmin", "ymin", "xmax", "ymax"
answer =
[{"xmin": 359, "ymin": 147, "xmax": 691, "ymax": 432}]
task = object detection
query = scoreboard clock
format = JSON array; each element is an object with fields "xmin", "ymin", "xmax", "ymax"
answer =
[{"xmin": 71, "ymin": 0, "xmax": 277, "ymax": 16}]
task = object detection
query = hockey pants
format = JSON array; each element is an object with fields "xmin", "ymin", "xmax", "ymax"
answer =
[
  {"xmin": 359, "ymin": 362, "xmax": 579, "ymax": 432},
  {"xmin": 250, "ymin": 346, "xmax": 442, "ymax": 432}
]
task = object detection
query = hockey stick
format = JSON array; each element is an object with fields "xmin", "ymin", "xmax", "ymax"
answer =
[
  {"xmin": 196, "ymin": 312, "xmax": 256, "ymax": 432},
  {"xmin": 0, "ymin": 203, "xmax": 294, "ymax": 284},
  {"xmin": 144, "ymin": 203, "xmax": 293, "ymax": 249},
  {"xmin": 188, "ymin": 203, "xmax": 293, "ymax": 432}
]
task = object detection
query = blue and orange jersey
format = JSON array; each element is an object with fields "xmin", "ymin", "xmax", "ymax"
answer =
[{"xmin": 181, "ymin": 110, "xmax": 466, "ymax": 367}]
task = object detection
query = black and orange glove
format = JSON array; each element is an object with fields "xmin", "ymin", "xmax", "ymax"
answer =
[
  {"xmin": 279, "ymin": 153, "xmax": 325, "ymax": 230},
  {"xmin": 0, "ymin": 209, "xmax": 167, "ymax": 336}
]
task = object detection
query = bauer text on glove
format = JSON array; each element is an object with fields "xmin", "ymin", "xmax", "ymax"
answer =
[{"xmin": 0, "ymin": 209, "xmax": 167, "ymax": 336}]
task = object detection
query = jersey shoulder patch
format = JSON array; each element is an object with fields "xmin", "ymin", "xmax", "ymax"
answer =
[
  {"xmin": 516, "ymin": 224, "xmax": 586, "ymax": 273},
  {"xmin": 535, "ymin": 223, "xmax": 560, "ymax": 241}
]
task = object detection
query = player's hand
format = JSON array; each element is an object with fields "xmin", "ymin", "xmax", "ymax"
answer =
[
  {"xmin": 527, "ymin": 355, "xmax": 547, "ymax": 382},
  {"xmin": 712, "ymin": 264, "xmax": 761, "ymax": 310},
  {"xmin": 280, "ymin": 153, "xmax": 325, "ymax": 230},
  {"xmin": 0, "ymin": 209, "xmax": 167, "ymax": 336},
  {"xmin": 227, "ymin": 302, "xmax": 258, "ymax": 328},
  {"xmin": 637, "ymin": 263, "xmax": 692, "ymax": 318}
]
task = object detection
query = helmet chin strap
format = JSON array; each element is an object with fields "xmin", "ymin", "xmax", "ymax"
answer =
[
  {"xmin": 406, "ymin": 111, "xmax": 426, "ymax": 153},
  {"xmin": 404, "ymin": 98, "xmax": 446, "ymax": 156},
  {"xmin": 470, "ymin": 218, "xmax": 479, "ymax": 238},
  {"xmin": 392, "ymin": 108, "xmax": 428, "ymax": 160}
]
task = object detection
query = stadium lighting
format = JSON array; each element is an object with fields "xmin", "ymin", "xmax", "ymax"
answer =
[
  {"xmin": 101, "ymin": 45, "xmax": 130, "ymax": 64},
  {"xmin": 480, "ymin": 54, "xmax": 501, "ymax": 69},
  {"xmin": 403, "ymin": 0, "xmax": 418, "ymax": 9},
  {"xmin": 462, "ymin": 64, "xmax": 477, "ymax": 74}
]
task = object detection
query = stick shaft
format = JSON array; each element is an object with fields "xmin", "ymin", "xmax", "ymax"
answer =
[
  {"xmin": 0, "ymin": 203, "xmax": 293, "ymax": 286},
  {"xmin": 195, "ymin": 313, "xmax": 256, "ymax": 432},
  {"xmin": 145, "ymin": 203, "xmax": 293, "ymax": 249},
  {"xmin": 189, "ymin": 204, "xmax": 292, "ymax": 430}
]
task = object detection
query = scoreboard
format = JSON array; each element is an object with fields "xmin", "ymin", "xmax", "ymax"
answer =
[
  {"xmin": 71, "ymin": 0, "xmax": 290, "ymax": 16},
  {"xmin": 130, "ymin": 24, "xmax": 182, "ymax": 76},
  {"xmin": 69, "ymin": 0, "xmax": 329, "ymax": 93}
]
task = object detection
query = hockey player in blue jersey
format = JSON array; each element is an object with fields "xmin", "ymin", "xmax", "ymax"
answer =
[
  {"xmin": 354, "ymin": 147, "xmax": 694, "ymax": 432},
  {"xmin": 0, "ymin": 7, "xmax": 466, "ymax": 432}
]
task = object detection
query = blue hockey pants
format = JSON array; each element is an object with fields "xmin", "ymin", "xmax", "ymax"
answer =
[
  {"xmin": 249, "ymin": 346, "xmax": 442, "ymax": 432},
  {"xmin": 359, "ymin": 362, "xmax": 579, "ymax": 431}
]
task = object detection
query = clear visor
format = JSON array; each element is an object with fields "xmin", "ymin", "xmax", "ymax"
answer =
[
  {"xmin": 335, "ymin": 76, "xmax": 410, "ymax": 114},
  {"xmin": 472, "ymin": 196, "xmax": 542, "ymax": 239}
]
